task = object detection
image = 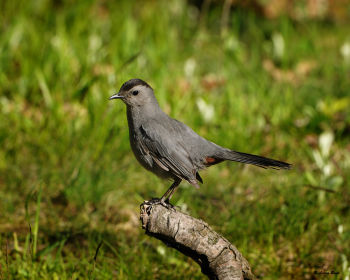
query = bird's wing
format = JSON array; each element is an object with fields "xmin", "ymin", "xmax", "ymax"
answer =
[{"xmin": 139, "ymin": 120, "xmax": 196, "ymax": 182}]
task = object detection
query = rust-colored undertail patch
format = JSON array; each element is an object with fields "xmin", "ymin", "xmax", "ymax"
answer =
[{"xmin": 205, "ymin": 156, "xmax": 224, "ymax": 166}]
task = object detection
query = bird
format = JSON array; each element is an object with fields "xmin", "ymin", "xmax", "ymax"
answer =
[{"xmin": 109, "ymin": 79, "xmax": 291, "ymax": 206}]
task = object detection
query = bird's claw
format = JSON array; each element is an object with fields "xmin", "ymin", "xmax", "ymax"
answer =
[
  {"xmin": 143, "ymin": 197, "xmax": 175, "ymax": 210},
  {"xmin": 161, "ymin": 200, "xmax": 175, "ymax": 210}
]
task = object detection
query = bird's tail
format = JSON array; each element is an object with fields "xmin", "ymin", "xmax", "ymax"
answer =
[{"xmin": 220, "ymin": 149, "xmax": 291, "ymax": 170}]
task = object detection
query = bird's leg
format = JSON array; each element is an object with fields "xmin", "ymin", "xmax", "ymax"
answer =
[
  {"xmin": 165, "ymin": 184, "xmax": 180, "ymax": 203},
  {"xmin": 160, "ymin": 179, "xmax": 181, "ymax": 207}
]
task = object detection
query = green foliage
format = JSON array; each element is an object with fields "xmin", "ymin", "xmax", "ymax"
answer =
[{"xmin": 0, "ymin": 0, "xmax": 349, "ymax": 279}]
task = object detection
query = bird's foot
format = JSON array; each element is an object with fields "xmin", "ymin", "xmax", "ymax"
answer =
[
  {"xmin": 162, "ymin": 198, "xmax": 175, "ymax": 210},
  {"xmin": 143, "ymin": 197, "xmax": 175, "ymax": 210}
]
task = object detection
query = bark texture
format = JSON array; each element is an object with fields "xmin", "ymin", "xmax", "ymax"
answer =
[{"xmin": 140, "ymin": 199, "xmax": 256, "ymax": 280}]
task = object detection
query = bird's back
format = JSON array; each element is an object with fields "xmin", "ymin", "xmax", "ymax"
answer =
[{"xmin": 163, "ymin": 116, "xmax": 222, "ymax": 167}]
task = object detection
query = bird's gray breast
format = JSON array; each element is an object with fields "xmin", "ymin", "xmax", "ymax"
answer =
[
  {"xmin": 127, "ymin": 107, "xmax": 173, "ymax": 179},
  {"xmin": 129, "ymin": 130, "xmax": 152, "ymax": 168}
]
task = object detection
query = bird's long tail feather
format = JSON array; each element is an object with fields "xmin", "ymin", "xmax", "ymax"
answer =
[{"xmin": 222, "ymin": 150, "xmax": 291, "ymax": 170}]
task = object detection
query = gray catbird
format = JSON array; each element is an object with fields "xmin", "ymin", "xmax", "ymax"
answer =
[{"xmin": 110, "ymin": 79, "xmax": 291, "ymax": 205}]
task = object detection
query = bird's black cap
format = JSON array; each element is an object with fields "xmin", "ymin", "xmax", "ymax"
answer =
[{"xmin": 120, "ymin": 79, "xmax": 152, "ymax": 92}]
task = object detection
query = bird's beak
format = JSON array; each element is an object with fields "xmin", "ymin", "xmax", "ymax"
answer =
[{"xmin": 109, "ymin": 92, "xmax": 124, "ymax": 100}]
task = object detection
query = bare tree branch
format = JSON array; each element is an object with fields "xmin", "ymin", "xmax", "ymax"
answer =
[{"xmin": 140, "ymin": 199, "xmax": 256, "ymax": 280}]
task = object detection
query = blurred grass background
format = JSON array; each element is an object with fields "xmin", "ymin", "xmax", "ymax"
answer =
[{"xmin": 1, "ymin": 0, "xmax": 350, "ymax": 279}]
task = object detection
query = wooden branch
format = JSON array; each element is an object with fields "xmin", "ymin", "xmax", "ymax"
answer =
[{"xmin": 140, "ymin": 199, "xmax": 256, "ymax": 280}]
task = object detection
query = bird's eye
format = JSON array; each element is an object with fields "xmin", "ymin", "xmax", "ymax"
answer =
[{"xmin": 132, "ymin": 90, "xmax": 139, "ymax": 96}]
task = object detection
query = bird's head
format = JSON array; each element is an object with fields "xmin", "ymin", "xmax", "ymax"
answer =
[{"xmin": 109, "ymin": 79, "xmax": 157, "ymax": 107}]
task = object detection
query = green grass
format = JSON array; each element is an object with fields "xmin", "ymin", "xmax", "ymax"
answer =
[{"xmin": 1, "ymin": 0, "xmax": 350, "ymax": 279}]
